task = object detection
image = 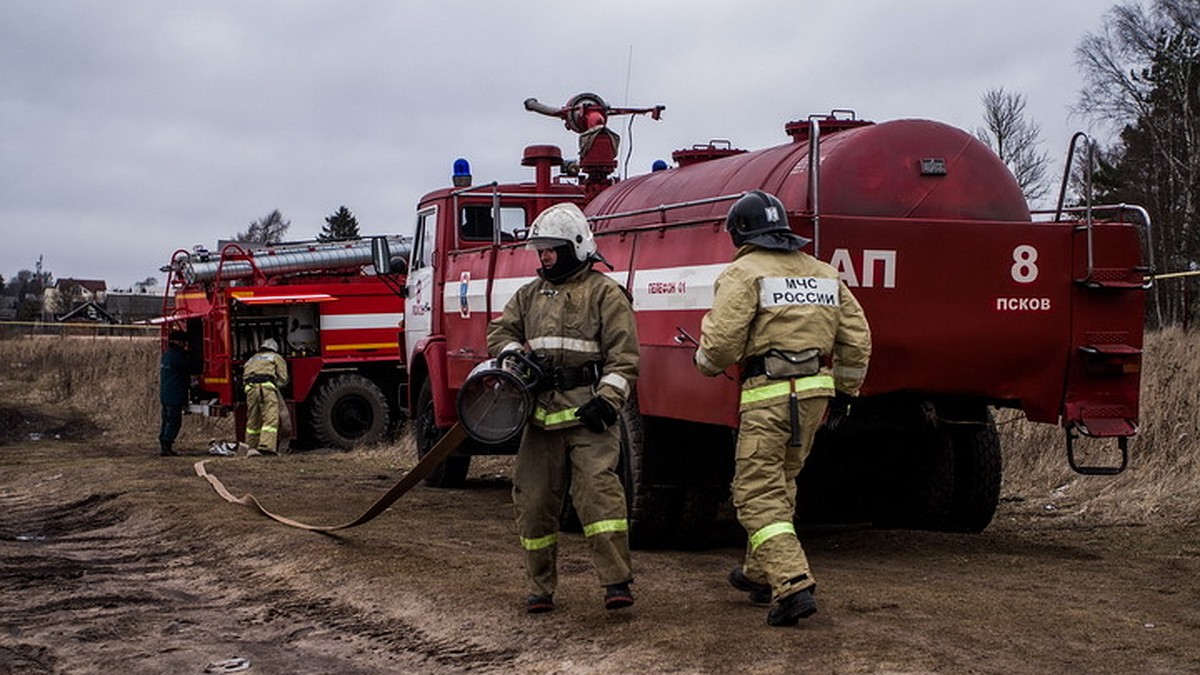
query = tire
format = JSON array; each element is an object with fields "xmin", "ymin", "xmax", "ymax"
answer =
[
  {"xmin": 619, "ymin": 392, "xmax": 672, "ymax": 549},
  {"xmin": 870, "ymin": 426, "xmax": 955, "ymax": 531},
  {"xmin": 944, "ymin": 414, "xmax": 1002, "ymax": 533},
  {"xmin": 673, "ymin": 487, "xmax": 727, "ymax": 550},
  {"xmin": 619, "ymin": 397, "xmax": 733, "ymax": 550},
  {"xmin": 310, "ymin": 374, "xmax": 390, "ymax": 450},
  {"xmin": 796, "ymin": 427, "xmax": 872, "ymax": 525},
  {"xmin": 414, "ymin": 378, "xmax": 470, "ymax": 488}
]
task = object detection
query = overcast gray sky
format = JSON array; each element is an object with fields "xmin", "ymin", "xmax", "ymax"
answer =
[{"xmin": 1, "ymin": 1, "xmax": 1121, "ymax": 288}]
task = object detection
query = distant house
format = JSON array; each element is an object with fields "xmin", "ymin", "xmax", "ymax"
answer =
[
  {"xmin": 43, "ymin": 278, "xmax": 108, "ymax": 319},
  {"xmin": 55, "ymin": 277, "xmax": 107, "ymax": 299},
  {"xmin": 57, "ymin": 299, "xmax": 118, "ymax": 324}
]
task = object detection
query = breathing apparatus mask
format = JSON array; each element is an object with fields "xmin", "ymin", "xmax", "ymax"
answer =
[{"xmin": 456, "ymin": 350, "xmax": 548, "ymax": 444}]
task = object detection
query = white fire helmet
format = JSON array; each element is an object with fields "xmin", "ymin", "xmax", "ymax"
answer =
[
  {"xmin": 525, "ymin": 202, "xmax": 597, "ymax": 262},
  {"xmin": 261, "ymin": 338, "xmax": 280, "ymax": 352}
]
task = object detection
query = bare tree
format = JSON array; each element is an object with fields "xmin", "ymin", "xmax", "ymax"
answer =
[
  {"xmin": 976, "ymin": 88, "xmax": 1051, "ymax": 205},
  {"xmin": 234, "ymin": 209, "xmax": 291, "ymax": 244},
  {"xmin": 1075, "ymin": 0, "xmax": 1200, "ymax": 326}
]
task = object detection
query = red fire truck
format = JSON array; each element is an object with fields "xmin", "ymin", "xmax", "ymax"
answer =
[
  {"xmin": 402, "ymin": 92, "xmax": 1149, "ymax": 547},
  {"xmin": 160, "ymin": 237, "xmax": 409, "ymax": 450}
]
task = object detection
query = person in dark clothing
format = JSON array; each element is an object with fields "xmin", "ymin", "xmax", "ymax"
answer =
[{"xmin": 159, "ymin": 330, "xmax": 198, "ymax": 456}]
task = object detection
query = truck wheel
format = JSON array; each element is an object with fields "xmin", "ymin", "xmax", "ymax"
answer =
[
  {"xmin": 944, "ymin": 414, "xmax": 1002, "ymax": 533},
  {"xmin": 619, "ymin": 393, "xmax": 672, "ymax": 549},
  {"xmin": 668, "ymin": 418, "xmax": 734, "ymax": 549},
  {"xmin": 310, "ymin": 374, "xmax": 390, "ymax": 449},
  {"xmin": 414, "ymin": 378, "xmax": 470, "ymax": 488},
  {"xmin": 673, "ymin": 486, "xmax": 728, "ymax": 550},
  {"xmin": 871, "ymin": 427, "xmax": 955, "ymax": 531}
]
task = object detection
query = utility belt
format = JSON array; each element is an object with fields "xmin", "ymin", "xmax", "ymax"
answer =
[
  {"xmin": 244, "ymin": 373, "xmax": 276, "ymax": 385},
  {"xmin": 548, "ymin": 361, "xmax": 602, "ymax": 391},
  {"xmin": 741, "ymin": 348, "xmax": 822, "ymax": 383},
  {"xmin": 742, "ymin": 348, "xmax": 825, "ymax": 448}
]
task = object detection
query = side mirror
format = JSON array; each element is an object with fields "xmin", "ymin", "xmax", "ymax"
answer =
[{"xmin": 371, "ymin": 236, "xmax": 392, "ymax": 275}]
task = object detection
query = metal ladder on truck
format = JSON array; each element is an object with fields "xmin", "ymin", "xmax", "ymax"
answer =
[{"xmin": 1040, "ymin": 132, "xmax": 1154, "ymax": 475}]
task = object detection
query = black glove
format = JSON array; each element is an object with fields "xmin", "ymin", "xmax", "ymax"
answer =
[
  {"xmin": 575, "ymin": 396, "xmax": 618, "ymax": 432},
  {"xmin": 824, "ymin": 393, "xmax": 854, "ymax": 431}
]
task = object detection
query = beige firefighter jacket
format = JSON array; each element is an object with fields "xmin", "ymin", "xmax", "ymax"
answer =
[
  {"xmin": 488, "ymin": 266, "xmax": 640, "ymax": 430},
  {"xmin": 243, "ymin": 349, "xmax": 289, "ymax": 389},
  {"xmin": 695, "ymin": 245, "xmax": 871, "ymax": 409}
]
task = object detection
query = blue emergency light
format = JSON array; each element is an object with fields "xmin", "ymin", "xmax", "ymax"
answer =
[{"xmin": 452, "ymin": 158, "xmax": 472, "ymax": 187}]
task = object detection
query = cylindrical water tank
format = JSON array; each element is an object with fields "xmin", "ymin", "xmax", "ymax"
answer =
[{"xmin": 182, "ymin": 237, "xmax": 410, "ymax": 284}]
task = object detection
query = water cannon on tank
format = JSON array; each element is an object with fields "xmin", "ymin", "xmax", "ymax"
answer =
[{"xmin": 524, "ymin": 92, "xmax": 665, "ymax": 197}]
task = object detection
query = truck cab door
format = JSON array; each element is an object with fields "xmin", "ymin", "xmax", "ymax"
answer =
[
  {"xmin": 444, "ymin": 202, "xmax": 529, "ymax": 387},
  {"xmin": 404, "ymin": 205, "xmax": 439, "ymax": 364}
]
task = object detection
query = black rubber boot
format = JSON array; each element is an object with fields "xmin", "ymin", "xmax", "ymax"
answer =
[
  {"xmin": 728, "ymin": 566, "xmax": 771, "ymax": 606},
  {"xmin": 526, "ymin": 594, "xmax": 555, "ymax": 614},
  {"xmin": 766, "ymin": 586, "xmax": 817, "ymax": 627},
  {"xmin": 604, "ymin": 582, "xmax": 634, "ymax": 610}
]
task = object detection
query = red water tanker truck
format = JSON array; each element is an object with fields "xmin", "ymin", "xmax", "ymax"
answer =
[{"xmin": 410, "ymin": 92, "xmax": 1148, "ymax": 547}]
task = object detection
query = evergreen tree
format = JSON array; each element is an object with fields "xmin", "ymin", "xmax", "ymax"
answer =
[{"xmin": 318, "ymin": 205, "xmax": 361, "ymax": 242}]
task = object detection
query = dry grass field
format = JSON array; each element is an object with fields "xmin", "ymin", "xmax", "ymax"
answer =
[
  {"xmin": 996, "ymin": 327, "xmax": 1200, "ymax": 525},
  {"xmin": 0, "ymin": 335, "xmax": 232, "ymax": 447},
  {"xmin": 2, "ymin": 329, "xmax": 1196, "ymax": 525}
]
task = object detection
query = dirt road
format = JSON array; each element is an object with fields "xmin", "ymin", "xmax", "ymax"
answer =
[{"xmin": 3, "ymin": 427, "xmax": 1199, "ymax": 674}]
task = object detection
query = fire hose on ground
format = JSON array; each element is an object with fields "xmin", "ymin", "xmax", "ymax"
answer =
[{"xmin": 193, "ymin": 424, "xmax": 467, "ymax": 532}]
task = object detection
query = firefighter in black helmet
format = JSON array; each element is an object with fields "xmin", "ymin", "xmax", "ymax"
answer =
[
  {"xmin": 694, "ymin": 190, "xmax": 872, "ymax": 626},
  {"xmin": 487, "ymin": 202, "xmax": 640, "ymax": 614}
]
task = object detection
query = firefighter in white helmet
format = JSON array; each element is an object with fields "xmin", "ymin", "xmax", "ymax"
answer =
[
  {"xmin": 695, "ymin": 190, "xmax": 872, "ymax": 627},
  {"xmin": 242, "ymin": 338, "xmax": 289, "ymax": 456},
  {"xmin": 487, "ymin": 201, "xmax": 640, "ymax": 614}
]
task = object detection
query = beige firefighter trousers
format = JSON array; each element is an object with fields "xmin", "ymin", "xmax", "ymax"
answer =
[
  {"xmin": 245, "ymin": 383, "xmax": 281, "ymax": 452},
  {"xmin": 513, "ymin": 422, "xmax": 633, "ymax": 597},
  {"xmin": 734, "ymin": 394, "xmax": 828, "ymax": 601}
]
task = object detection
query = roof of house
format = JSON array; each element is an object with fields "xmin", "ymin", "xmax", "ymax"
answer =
[
  {"xmin": 54, "ymin": 278, "xmax": 108, "ymax": 293},
  {"xmin": 57, "ymin": 300, "xmax": 118, "ymax": 324}
]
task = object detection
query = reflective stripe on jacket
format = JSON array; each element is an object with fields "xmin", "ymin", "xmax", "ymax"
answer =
[{"xmin": 488, "ymin": 266, "xmax": 640, "ymax": 430}]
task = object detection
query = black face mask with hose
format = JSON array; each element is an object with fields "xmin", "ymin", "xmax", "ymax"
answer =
[
  {"xmin": 456, "ymin": 351, "xmax": 549, "ymax": 444},
  {"xmin": 456, "ymin": 348, "xmax": 618, "ymax": 443}
]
